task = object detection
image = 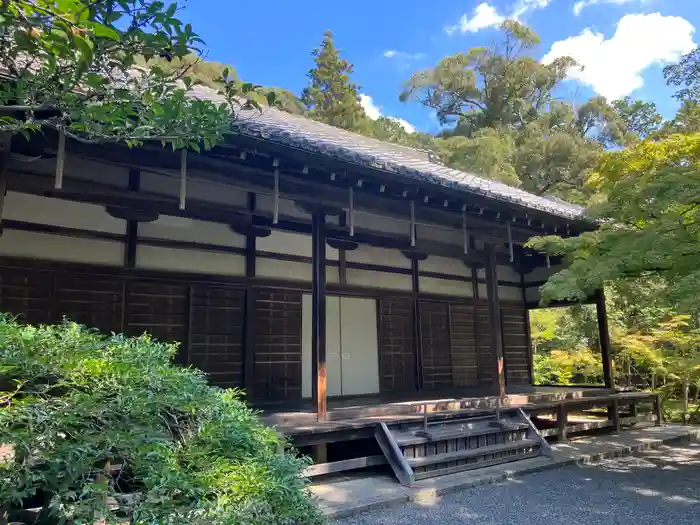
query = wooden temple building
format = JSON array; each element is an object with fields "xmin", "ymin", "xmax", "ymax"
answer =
[{"xmin": 0, "ymin": 94, "xmax": 661, "ymax": 482}]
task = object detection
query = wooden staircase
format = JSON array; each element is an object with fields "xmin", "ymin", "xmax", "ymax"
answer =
[{"xmin": 375, "ymin": 408, "xmax": 551, "ymax": 485}]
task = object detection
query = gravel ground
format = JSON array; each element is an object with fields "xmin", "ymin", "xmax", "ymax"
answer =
[{"xmin": 334, "ymin": 443, "xmax": 700, "ymax": 525}]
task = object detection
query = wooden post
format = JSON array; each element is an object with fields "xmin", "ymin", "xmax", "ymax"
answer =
[
  {"xmin": 243, "ymin": 193, "xmax": 257, "ymax": 397},
  {"xmin": 311, "ymin": 211, "xmax": 327, "ymax": 421},
  {"xmin": 520, "ymin": 271, "xmax": 534, "ymax": 385},
  {"xmin": 595, "ymin": 289, "xmax": 614, "ymax": 390},
  {"xmin": 0, "ymin": 132, "xmax": 12, "ymax": 232},
  {"xmin": 611, "ymin": 398, "xmax": 620, "ymax": 432},
  {"xmin": 123, "ymin": 167, "xmax": 141, "ymax": 268},
  {"xmin": 654, "ymin": 394, "xmax": 663, "ymax": 426},
  {"xmin": 557, "ymin": 404, "xmax": 568, "ymax": 441},
  {"xmin": 411, "ymin": 258, "xmax": 424, "ymax": 391},
  {"xmin": 484, "ymin": 244, "xmax": 506, "ymax": 397}
]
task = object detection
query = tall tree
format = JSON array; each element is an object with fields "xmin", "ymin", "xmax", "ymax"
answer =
[
  {"xmin": 0, "ymin": 0, "xmax": 267, "ymax": 150},
  {"xmin": 528, "ymin": 132, "xmax": 700, "ymax": 311},
  {"xmin": 301, "ymin": 30, "xmax": 370, "ymax": 132},
  {"xmin": 664, "ymin": 48, "xmax": 700, "ymax": 102},
  {"xmin": 401, "ymin": 21, "xmax": 576, "ymax": 133}
]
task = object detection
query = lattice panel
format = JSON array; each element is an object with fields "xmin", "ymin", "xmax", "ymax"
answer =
[
  {"xmin": 189, "ymin": 284, "xmax": 245, "ymax": 389},
  {"xmin": 0, "ymin": 266, "xmax": 54, "ymax": 325},
  {"xmin": 420, "ymin": 300, "xmax": 452, "ymax": 391},
  {"xmin": 501, "ymin": 305, "xmax": 531, "ymax": 385},
  {"xmin": 378, "ymin": 297, "xmax": 415, "ymax": 393},
  {"xmin": 253, "ymin": 288, "xmax": 302, "ymax": 401},
  {"xmin": 475, "ymin": 301, "xmax": 494, "ymax": 385},
  {"xmin": 55, "ymin": 273, "xmax": 124, "ymax": 333},
  {"xmin": 124, "ymin": 280, "xmax": 188, "ymax": 361},
  {"xmin": 449, "ymin": 304, "xmax": 479, "ymax": 388}
]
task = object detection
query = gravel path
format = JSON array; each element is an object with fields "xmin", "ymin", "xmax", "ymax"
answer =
[{"xmin": 334, "ymin": 443, "xmax": 700, "ymax": 525}]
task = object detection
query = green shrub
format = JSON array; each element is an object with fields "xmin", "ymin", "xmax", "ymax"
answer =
[{"xmin": 0, "ymin": 317, "xmax": 322, "ymax": 525}]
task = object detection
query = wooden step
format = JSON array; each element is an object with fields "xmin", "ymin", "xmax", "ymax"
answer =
[
  {"xmin": 394, "ymin": 422, "xmax": 529, "ymax": 446},
  {"xmin": 406, "ymin": 438, "xmax": 540, "ymax": 468}
]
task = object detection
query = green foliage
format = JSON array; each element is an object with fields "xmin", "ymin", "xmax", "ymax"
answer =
[
  {"xmin": 0, "ymin": 317, "xmax": 321, "ymax": 525},
  {"xmin": 664, "ymin": 48, "xmax": 700, "ymax": 102},
  {"xmin": 530, "ymin": 307, "xmax": 603, "ymax": 386},
  {"xmin": 527, "ymin": 133, "xmax": 700, "ymax": 310},
  {"xmin": 302, "ymin": 30, "xmax": 371, "ymax": 132},
  {"xmin": 0, "ymin": 0, "xmax": 272, "ymax": 149},
  {"xmin": 401, "ymin": 20, "xmax": 574, "ymax": 131}
]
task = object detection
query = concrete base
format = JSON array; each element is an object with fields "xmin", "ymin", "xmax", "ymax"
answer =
[{"xmin": 310, "ymin": 424, "xmax": 700, "ymax": 519}]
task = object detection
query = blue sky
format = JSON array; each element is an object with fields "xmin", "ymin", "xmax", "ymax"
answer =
[{"xmin": 181, "ymin": 0, "xmax": 699, "ymax": 133}]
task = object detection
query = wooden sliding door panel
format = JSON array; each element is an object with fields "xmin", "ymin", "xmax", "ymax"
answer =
[
  {"xmin": 55, "ymin": 273, "xmax": 123, "ymax": 333},
  {"xmin": 253, "ymin": 288, "xmax": 303, "ymax": 402},
  {"xmin": 189, "ymin": 284, "xmax": 245, "ymax": 389},
  {"xmin": 378, "ymin": 297, "xmax": 415, "ymax": 393},
  {"xmin": 420, "ymin": 300, "xmax": 452, "ymax": 391},
  {"xmin": 476, "ymin": 302, "xmax": 495, "ymax": 386},
  {"xmin": 501, "ymin": 305, "xmax": 531, "ymax": 385},
  {"xmin": 449, "ymin": 304, "xmax": 479, "ymax": 388},
  {"xmin": 339, "ymin": 296, "xmax": 380, "ymax": 396},
  {"xmin": 0, "ymin": 267, "xmax": 54, "ymax": 325}
]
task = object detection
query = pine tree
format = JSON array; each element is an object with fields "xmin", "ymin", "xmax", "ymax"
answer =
[{"xmin": 301, "ymin": 30, "xmax": 370, "ymax": 132}]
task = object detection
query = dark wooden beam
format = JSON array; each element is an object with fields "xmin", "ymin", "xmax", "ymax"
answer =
[
  {"xmin": 595, "ymin": 289, "xmax": 615, "ymax": 389},
  {"xmin": 243, "ymin": 192, "xmax": 257, "ymax": 397},
  {"xmin": 123, "ymin": 167, "xmax": 141, "ymax": 268},
  {"xmin": 412, "ymin": 258, "xmax": 424, "ymax": 391},
  {"xmin": 311, "ymin": 211, "xmax": 327, "ymax": 421},
  {"xmin": 484, "ymin": 244, "xmax": 506, "ymax": 396}
]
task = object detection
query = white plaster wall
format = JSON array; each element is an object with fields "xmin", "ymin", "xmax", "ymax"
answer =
[
  {"xmin": 498, "ymin": 285, "xmax": 524, "ymax": 302},
  {"xmin": 139, "ymin": 215, "xmax": 245, "ymax": 247},
  {"xmin": 497, "ymin": 265, "xmax": 521, "ymax": 284},
  {"xmin": 136, "ymin": 245, "xmax": 245, "ymax": 275},
  {"xmin": 339, "ymin": 296, "xmax": 380, "ymax": 396},
  {"xmin": 478, "ymin": 283, "xmax": 488, "ymax": 299},
  {"xmin": 257, "ymin": 194, "xmax": 311, "ymax": 221},
  {"xmin": 0, "ymin": 229, "xmax": 123, "ymax": 266},
  {"xmin": 353, "ymin": 210, "xmax": 410, "ymax": 237},
  {"xmin": 345, "ymin": 269, "xmax": 413, "ymax": 291},
  {"xmin": 139, "ymin": 170, "xmax": 248, "ymax": 208},
  {"xmin": 524, "ymin": 264, "xmax": 564, "ymax": 283},
  {"xmin": 346, "ymin": 245, "xmax": 411, "ymax": 269},
  {"xmin": 418, "ymin": 223, "xmax": 462, "ymax": 247},
  {"xmin": 256, "ymin": 230, "xmax": 338, "ymax": 260},
  {"xmin": 4, "ymin": 192, "xmax": 126, "ymax": 234},
  {"xmin": 11, "ymin": 156, "xmax": 129, "ymax": 188},
  {"xmin": 419, "ymin": 255, "xmax": 471, "ymax": 277},
  {"xmin": 256, "ymin": 258, "xmax": 311, "ymax": 281},
  {"xmin": 421, "ymin": 276, "xmax": 473, "ymax": 297}
]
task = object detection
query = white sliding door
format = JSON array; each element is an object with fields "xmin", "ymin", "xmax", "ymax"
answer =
[
  {"xmin": 302, "ymin": 295, "xmax": 380, "ymax": 398},
  {"xmin": 302, "ymin": 295, "xmax": 342, "ymax": 398},
  {"xmin": 339, "ymin": 297, "xmax": 380, "ymax": 396}
]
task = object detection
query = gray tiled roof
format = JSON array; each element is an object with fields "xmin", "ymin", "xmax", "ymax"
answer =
[{"xmin": 192, "ymin": 85, "xmax": 585, "ymax": 221}]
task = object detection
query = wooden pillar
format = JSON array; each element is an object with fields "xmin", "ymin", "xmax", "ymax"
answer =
[
  {"xmin": 595, "ymin": 289, "xmax": 615, "ymax": 390},
  {"xmin": 243, "ymin": 193, "xmax": 257, "ymax": 397},
  {"xmin": 484, "ymin": 244, "xmax": 506, "ymax": 397},
  {"xmin": 311, "ymin": 211, "xmax": 327, "ymax": 421},
  {"xmin": 123, "ymin": 167, "xmax": 141, "ymax": 268},
  {"xmin": 557, "ymin": 404, "xmax": 568, "ymax": 441},
  {"xmin": 0, "ymin": 132, "xmax": 12, "ymax": 232},
  {"xmin": 411, "ymin": 258, "xmax": 424, "ymax": 391},
  {"xmin": 520, "ymin": 272, "xmax": 534, "ymax": 385}
]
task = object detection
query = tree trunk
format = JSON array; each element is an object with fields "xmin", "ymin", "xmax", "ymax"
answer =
[{"xmin": 651, "ymin": 373, "xmax": 655, "ymax": 392}]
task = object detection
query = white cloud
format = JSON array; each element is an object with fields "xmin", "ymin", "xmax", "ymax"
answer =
[
  {"xmin": 383, "ymin": 50, "xmax": 427, "ymax": 60},
  {"xmin": 573, "ymin": 0, "xmax": 642, "ymax": 16},
  {"xmin": 512, "ymin": 0, "xmax": 552, "ymax": 19},
  {"xmin": 542, "ymin": 13, "xmax": 695, "ymax": 101},
  {"xmin": 359, "ymin": 94, "xmax": 416, "ymax": 133},
  {"xmin": 445, "ymin": 0, "xmax": 551, "ymax": 35},
  {"xmin": 359, "ymin": 94, "xmax": 382, "ymax": 120},
  {"xmin": 445, "ymin": 3, "xmax": 504, "ymax": 35}
]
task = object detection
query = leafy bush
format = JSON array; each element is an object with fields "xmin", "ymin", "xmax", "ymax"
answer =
[{"xmin": 0, "ymin": 317, "xmax": 322, "ymax": 525}]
